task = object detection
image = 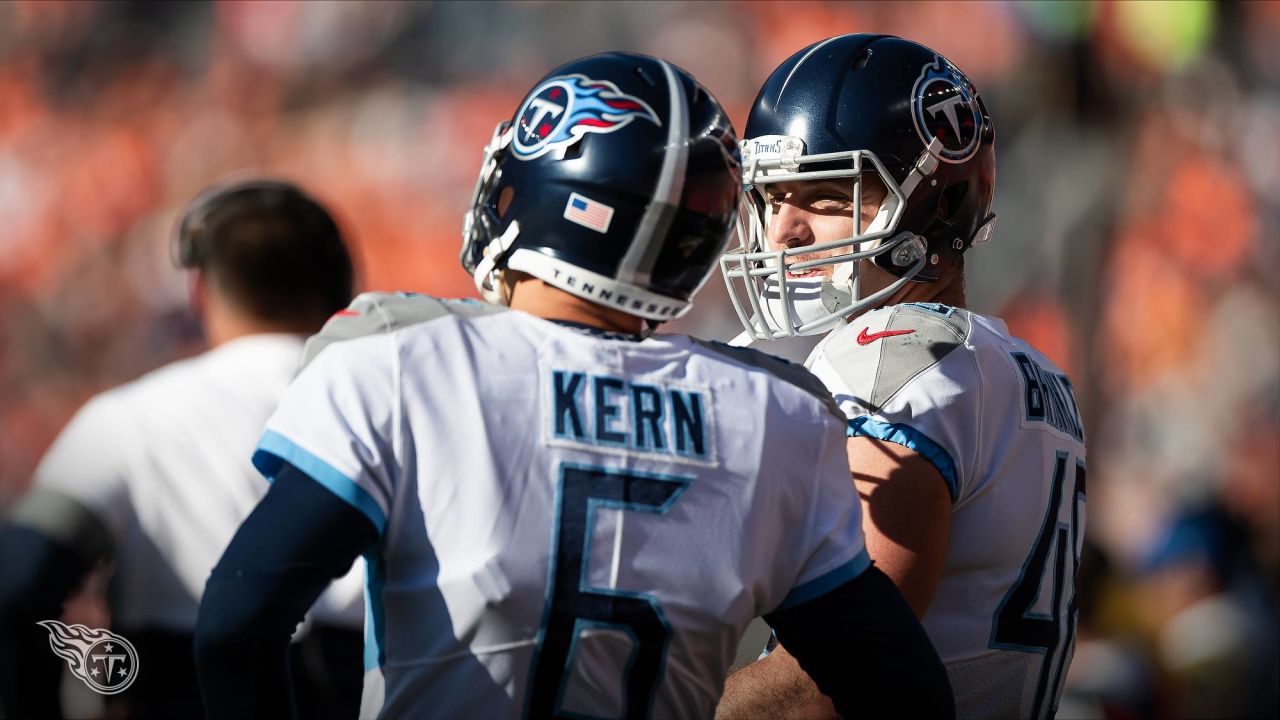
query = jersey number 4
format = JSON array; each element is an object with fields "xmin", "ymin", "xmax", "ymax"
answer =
[
  {"xmin": 525, "ymin": 464, "xmax": 690, "ymax": 719},
  {"xmin": 990, "ymin": 451, "xmax": 1086, "ymax": 719}
]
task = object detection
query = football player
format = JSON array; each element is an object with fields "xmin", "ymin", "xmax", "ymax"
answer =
[
  {"xmin": 717, "ymin": 35, "xmax": 1087, "ymax": 719},
  {"xmin": 193, "ymin": 53, "xmax": 952, "ymax": 719},
  {"xmin": 0, "ymin": 180, "xmax": 366, "ymax": 718}
]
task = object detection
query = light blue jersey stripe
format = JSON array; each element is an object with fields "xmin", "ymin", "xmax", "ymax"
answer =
[
  {"xmin": 777, "ymin": 548, "xmax": 871, "ymax": 611},
  {"xmin": 847, "ymin": 417, "xmax": 959, "ymax": 502},
  {"xmin": 253, "ymin": 430, "xmax": 388, "ymax": 534}
]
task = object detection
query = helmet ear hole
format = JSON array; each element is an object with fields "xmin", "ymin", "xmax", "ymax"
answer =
[
  {"xmin": 939, "ymin": 181, "xmax": 968, "ymax": 221},
  {"xmin": 497, "ymin": 186, "xmax": 516, "ymax": 218}
]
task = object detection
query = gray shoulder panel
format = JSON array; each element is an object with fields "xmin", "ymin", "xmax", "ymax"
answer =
[
  {"xmin": 691, "ymin": 338, "xmax": 844, "ymax": 421},
  {"xmin": 302, "ymin": 292, "xmax": 505, "ymax": 368},
  {"xmin": 826, "ymin": 304, "xmax": 971, "ymax": 413},
  {"xmin": 6, "ymin": 488, "xmax": 114, "ymax": 564}
]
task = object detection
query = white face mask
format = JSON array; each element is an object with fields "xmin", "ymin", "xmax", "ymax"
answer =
[
  {"xmin": 756, "ymin": 196, "xmax": 899, "ymax": 336},
  {"xmin": 720, "ymin": 137, "xmax": 940, "ymax": 343},
  {"xmin": 760, "ymin": 275, "xmax": 846, "ymax": 336}
]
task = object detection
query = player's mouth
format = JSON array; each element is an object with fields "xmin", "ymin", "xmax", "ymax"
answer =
[
  {"xmin": 785, "ymin": 268, "xmax": 824, "ymax": 279},
  {"xmin": 783, "ymin": 254, "xmax": 831, "ymax": 279}
]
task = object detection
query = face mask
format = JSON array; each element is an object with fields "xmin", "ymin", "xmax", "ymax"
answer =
[
  {"xmin": 721, "ymin": 141, "xmax": 933, "ymax": 342},
  {"xmin": 760, "ymin": 276, "xmax": 845, "ymax": 336},
  {"xmin": 755, "ymin": 196, "xmax": 900, "ymax": 336}
]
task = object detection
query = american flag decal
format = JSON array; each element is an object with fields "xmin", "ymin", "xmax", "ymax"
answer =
[{"xmin": 563, "ymin": 193, "xmax": 614, "ymax": 234}]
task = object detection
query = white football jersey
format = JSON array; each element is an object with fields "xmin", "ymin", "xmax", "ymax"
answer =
[
  {"xmin": 255, "ymin": 293, "xmax": 867, "ymax": 720},
  {"xmin": 807, "ymin": 303, "xmax": 1087, "ymax": 720},
  {"xmin": 30, "ymin": 334, "xmax": 364, "ymax": 631}
]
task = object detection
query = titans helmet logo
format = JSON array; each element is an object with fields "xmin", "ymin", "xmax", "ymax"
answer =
[
  {"xmin": 38, "ymin": 620, "xmax": 140, "ymax": 695},
  {"xmin": 910, "ymin": 56, "xmax": 984, "ymax": 164},
  {"xmin": 512, "ymin": 74, "xmax": 661, "ymax": 161}
]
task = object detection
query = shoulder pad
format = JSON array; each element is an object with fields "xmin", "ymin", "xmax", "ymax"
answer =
[
  {"xmin": 821, "ymin": 304, "xmax": 971, "ymax": 413},
  {"xmin": 691, "ymin": 338, "xmax": 844, "ymax": 422},
  {"xmin": 302, "ymin": 292, "xmax": 504, "ymax": 368}
]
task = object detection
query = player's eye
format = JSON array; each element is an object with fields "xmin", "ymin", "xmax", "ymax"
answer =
[{"xmin": 811, "ymin": 195, "xmax": 853, "ymax": 210}]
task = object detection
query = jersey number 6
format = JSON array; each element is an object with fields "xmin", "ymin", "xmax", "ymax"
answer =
[{"xmin": 525, "ymin": 464, "xmax": 690, "ymax": 719}]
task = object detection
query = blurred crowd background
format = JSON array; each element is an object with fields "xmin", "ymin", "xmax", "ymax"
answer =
[{"xmin": 0, "ymin": 1, "xmax": 1276, "ymax": 717}]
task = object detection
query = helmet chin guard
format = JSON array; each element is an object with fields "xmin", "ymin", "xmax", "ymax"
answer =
[{"xmin": 719, "ymin": 137, "xmax": 934, "ymax": 341}]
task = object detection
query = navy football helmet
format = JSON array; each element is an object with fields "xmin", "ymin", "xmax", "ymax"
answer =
[
  {"xmin": 461, "ymin": 52, "xmax": 740, "ymax": 322},
  {"xmin": 721, "ymin": 34, "xmax": 997, "ymax": 339}
]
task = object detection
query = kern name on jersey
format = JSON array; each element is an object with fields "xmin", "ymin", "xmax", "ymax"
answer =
[
  {"xmin": 806, "ymin": 302, "xmax": 1087, "ymax": 720},
  {"xmin": 254, "ymin": 293, "xmax": 869, "ymax": 719}
]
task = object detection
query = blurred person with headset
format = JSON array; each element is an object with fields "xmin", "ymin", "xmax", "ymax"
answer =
[
  {"xmin": 0, "ymin": 179, "xmax": 366, "ymax": 719},
  {"xmin": 716, "ymin": 35, "xmax": 1087, "ymax": 719}
]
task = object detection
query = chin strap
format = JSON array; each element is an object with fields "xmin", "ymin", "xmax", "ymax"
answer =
[
  {"xmin": 472, "ymin": 220, "xmax": 521, "ymax": 305},
  {"xmin": 822, "ymin": 188, "xmax": 896, "ymax": 316}
]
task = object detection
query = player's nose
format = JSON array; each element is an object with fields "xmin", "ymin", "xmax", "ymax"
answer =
[{"xmin": 767, "ymin": 202, "xmax": 816, "ymax": 251}]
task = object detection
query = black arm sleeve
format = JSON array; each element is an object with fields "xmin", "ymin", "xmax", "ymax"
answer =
[
  {"xmin": 0, "ymin": 489, "xmax": 111, "ymax": 720},
  {"xmin": 194, "ymin": 462, "xmax": 377, "ymax": 720},
  {"xmin": 763, "ymin": 565, "xmax": 955, "ymax": 719}
]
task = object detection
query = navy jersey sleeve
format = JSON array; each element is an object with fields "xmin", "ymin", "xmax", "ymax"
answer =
[
  {"xmin": 194, "ymin": 462, "xmax": 377, "ymax": 720},
  {"xmin": 0, "ymin": 489, "xmax": 113, "ymax": 718},
  {"xmin": 763, "ymin": 565, "xmax": 954, "ymax": 719},
  {"xmin": 0, "ymin": 525, "xmax": 96, "ymax": 718}
]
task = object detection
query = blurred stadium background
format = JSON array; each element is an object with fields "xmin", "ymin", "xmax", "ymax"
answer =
[{"xmin": 0, "ymin": 1, "xmax": 1276, "ymax": 717}]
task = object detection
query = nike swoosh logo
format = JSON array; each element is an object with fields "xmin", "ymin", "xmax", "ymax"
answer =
[{"xmin": 856, "ymin": 327, "xmax": 916, "ymax": 345}]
